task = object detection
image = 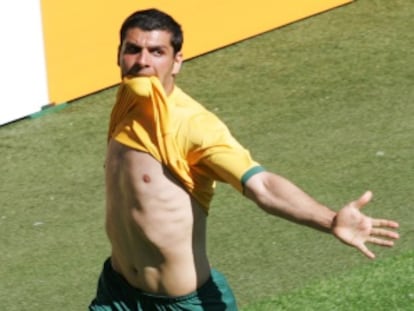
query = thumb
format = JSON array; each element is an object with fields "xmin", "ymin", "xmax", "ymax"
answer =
[{"xmin": 355, "ymin": 191, "xmax": 373, "ymax": 209}]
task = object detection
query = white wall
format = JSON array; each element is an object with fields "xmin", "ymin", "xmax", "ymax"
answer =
[{"xmin": 0, "ymin": 1, "xmax": 49, "ymax": 125}]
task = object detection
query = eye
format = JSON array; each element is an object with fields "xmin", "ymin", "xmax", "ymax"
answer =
[
  {"xmin": 151, "ymin": 48, "xmax": 164, "ymax": 56},
  {"xmin": 124, "ymin": 44, "xmax": 140, "ymax": 54}
]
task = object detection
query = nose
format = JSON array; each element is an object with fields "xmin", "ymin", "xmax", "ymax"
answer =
[{"xmin": 135, "ymin": 50, "xmax": 149, "ymax": 67}]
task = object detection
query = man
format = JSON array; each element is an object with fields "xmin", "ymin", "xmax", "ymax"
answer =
[{"xmin": 89, "ymin": 8, "xmax": 399, "ymax": 310}]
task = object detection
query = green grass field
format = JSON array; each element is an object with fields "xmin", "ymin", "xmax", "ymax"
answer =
[{"xmin": 1, "ymin": 0, "xmax": 413, "ymax": 310}]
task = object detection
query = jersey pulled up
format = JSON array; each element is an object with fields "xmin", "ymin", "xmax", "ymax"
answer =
[{"xmin": 107, "ymin": 76, "xmax": 263, "ymax": 214}]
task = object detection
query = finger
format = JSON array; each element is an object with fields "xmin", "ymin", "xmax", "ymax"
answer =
[
  {"xmin": 355, "ymin": 191, "xmax": 373, "ymax": 210},
  {"xmin": 367, "ymin": 236, "xmax": 396, "ymax": 247},
  {"xmin": 371, "ymin": 228, "xmax": 400, "ymax": 240},
  {"xmin": 357, "ymin": 243, "xmax": 376, "ymax": 259},
  {"xmin": 372, "ymin": 218, "xmax": 400, "ymax": 229}
]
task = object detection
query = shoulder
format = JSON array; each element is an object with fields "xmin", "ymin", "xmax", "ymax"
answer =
[
  {"xmin": 171, "ymin": 86, "xmax": 228, "ymax": 141},
  {"xmin": 170, "ymin": 86, "xmax": 204, "ymax": 110}
]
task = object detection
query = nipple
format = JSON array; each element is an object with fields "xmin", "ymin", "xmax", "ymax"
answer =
[{"xmin": 143, "ymin": 174, "xmax": 151, "ymax": 183}]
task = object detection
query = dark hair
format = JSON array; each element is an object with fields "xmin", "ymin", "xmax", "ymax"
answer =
[{"xmin": 120, "ymin": 8, "xmax": 183, "ymax": 53}]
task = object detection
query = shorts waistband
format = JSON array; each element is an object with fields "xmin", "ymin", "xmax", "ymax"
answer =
[{"xmin": 103, "ymin": 257, "xmax": 217, "ymax": 303}]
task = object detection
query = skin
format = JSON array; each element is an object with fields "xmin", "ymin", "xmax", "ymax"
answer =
[
  {"xmin": 106, "ymin": 27, "xmax": 400, "ymax": 297},
  {"xmin": 118, "ymin": 28, "xmax": 182, "ymax": 94}
]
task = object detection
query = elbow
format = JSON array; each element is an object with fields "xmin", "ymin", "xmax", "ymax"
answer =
[
  {"xmin": 244, "ymin": 174, "xmax": 275, "ymax": 213},
  {"xmin": 247, "ymin": 188, "xmax": 275, "ymax": 214}
]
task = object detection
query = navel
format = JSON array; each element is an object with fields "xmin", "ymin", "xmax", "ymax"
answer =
[{"xmin": 143, "ymin": 174, "xmax": 151, "ymax": 183}]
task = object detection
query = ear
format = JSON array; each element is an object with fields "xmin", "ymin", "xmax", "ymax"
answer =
[
  {"xmin": 117, "ymin": 45, "xmax": 122, "ymax": 66},
  {"xmin": 172, "ymin": 51, "xmax": 183, "ymax": 75}
]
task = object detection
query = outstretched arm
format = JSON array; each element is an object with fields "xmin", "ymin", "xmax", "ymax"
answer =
[{"xmin": 244, "ymin": 171, "xmax": 399, "ymax": 259}]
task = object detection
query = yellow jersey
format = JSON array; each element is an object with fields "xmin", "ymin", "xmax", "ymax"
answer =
[{"xmin": 108, "ymin": 76, "xmax": 263, "ymax": 213}]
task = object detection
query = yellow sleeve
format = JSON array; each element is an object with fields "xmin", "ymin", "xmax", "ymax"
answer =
[{"xmin": 184, "ymin": 111, "xmax": 264, "ymax": 192}]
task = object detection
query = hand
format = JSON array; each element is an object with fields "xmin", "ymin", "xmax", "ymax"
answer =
[{"xmin": 332, "ymin": 191, "xmax": 400, "ymax": 259}]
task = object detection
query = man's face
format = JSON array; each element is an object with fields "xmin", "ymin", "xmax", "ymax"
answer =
[{"xmin": 118, "ymin": 27, "xmax": 183, "ymax": 94}]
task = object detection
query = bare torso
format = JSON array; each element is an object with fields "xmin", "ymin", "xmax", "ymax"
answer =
[{"xmin": 105, "ymin": 140, "xmax": 211, "ymax": 296}]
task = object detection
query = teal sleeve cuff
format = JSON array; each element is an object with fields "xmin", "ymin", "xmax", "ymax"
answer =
[{"xmin": 241, "ymin": 165, "xmax": 265, "ymax": 187}]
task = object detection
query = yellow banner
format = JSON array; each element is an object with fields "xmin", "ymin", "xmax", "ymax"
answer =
[{"xmin": 41, "ymin": 0, "xmax": 352, "ymax": 104}]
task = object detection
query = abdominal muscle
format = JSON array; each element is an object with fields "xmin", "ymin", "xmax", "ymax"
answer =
[{"xmin": 105, "ymin": 140, "xmax": 211, "ymax": 297}]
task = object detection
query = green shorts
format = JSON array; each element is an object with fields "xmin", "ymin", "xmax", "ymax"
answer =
[{"xmin": 89, "ymin": 258, "xmax": 238, "ymax": 310}]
